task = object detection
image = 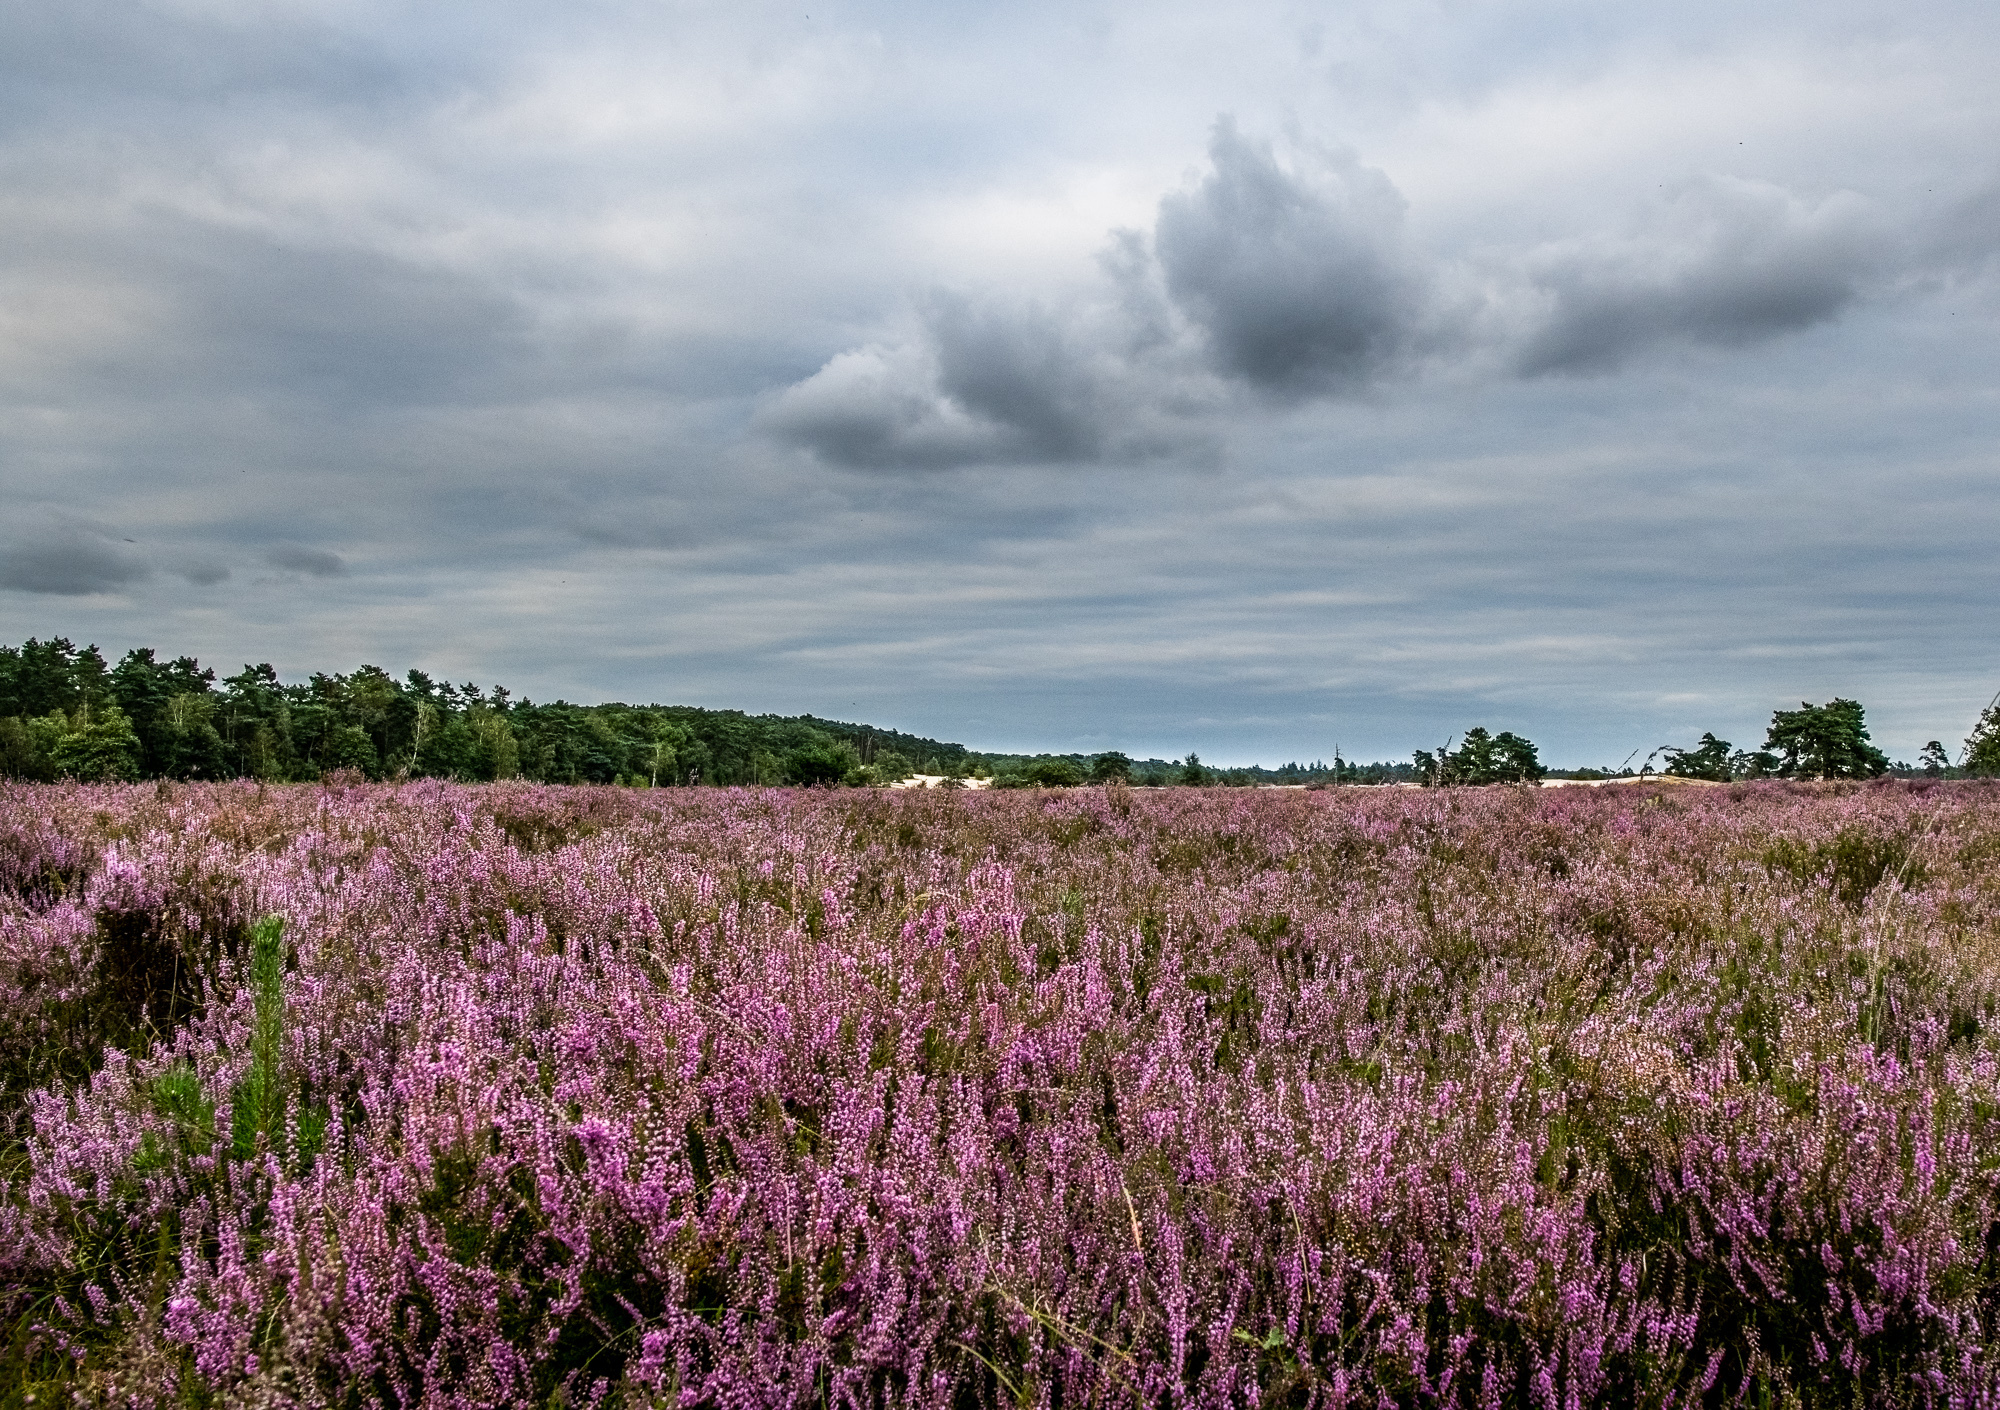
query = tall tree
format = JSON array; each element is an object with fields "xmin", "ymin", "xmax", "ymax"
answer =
[
  {"xmin": 1, "ymin": 638, "xmax": 105, "ymax": 717},
  {"xmin": 1763, "ymin": 699, "xmax": 1889, "ymax": 780},
  {"xmin": 1417, "ymin": 727, "xmax": 1544, "ymax": 785},
  {"xmin": 220, "ymin": 665, "xmax": 296, "ymax": 779}
]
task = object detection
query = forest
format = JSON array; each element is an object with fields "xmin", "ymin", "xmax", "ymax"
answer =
[
  {"xmin": 0, "ymin": 638, "xmax": 1433, "ymax": 787},
  {"xmin": 0, "ymin": 638, "xmax": 967, "ymax": 787}
]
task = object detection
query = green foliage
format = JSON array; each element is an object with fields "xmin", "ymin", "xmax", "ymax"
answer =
[
  {"xmin": 0, "ymin": 638, "xmax": 1464, "ymax": 791},
  {"xmin": 1090, "ymin": 751, "xmax": 1132, "ymax": 782},
  {"xmin": 1662, "ymin": 732, "xmax": 1733, "ymax": 781},
  {"xmin": 110, "ymin": 648, "xmax": 221, "ymax": 777},
  {"xmin": 0, "ymin": 636, "xmax": 109, "ymax": 718},
  {"xmin": 0, "ymin": 713, "xmax": 59, "ymax": 780},
  {"xmin": 1730, "ymin": 747, "xmax": 1783, "ymax": 779},
  {"xmin": 1966, "ymin": 697, "xmax": 2000, "ymax": 777},
  {"xmin": 138, "ymin": 1062, "xmax": 218, "ymax": 1173},
  {"xmin": 1764, "ymin": 698, "xmax": 1890, "ymax": 780},
  {"xmin": 841, "ymin": 745, "xmax": 913, "ymax": 787},
  {"xmin": 1414, "ymin": 726, "xmax": 1543, "ymax": 786},
  {"xmin": 323, "ymin": 723, "xmax": 380, "ymax": 774},
  {"xmin": 49, "ymin": 703, "xmax": 143, "ymax": 781},
  {"xmin": 0, "ymin": 704, "xmax": 140, "ymax": 782},
  {"xmin": 1020, "ymin": 758, "xmax": 1085, "ymax": 787},
  {"xmin": 232, "ymin": 915, "xmax": 290, "ymax": 1161},
  {"xmin": 0, "ymin": 638, "xmax": 972, "ymax": 788},
  {"xmin": 1763, "ymin": 827, "xmax": 1926, "ymax": 909},
  {"xmin": 978, "ymin": 754, "xmax": 1417, "ymax": 787},
  {"xmin": 785, "ymin": 740, "xmax": 853, "ymax": 786}
]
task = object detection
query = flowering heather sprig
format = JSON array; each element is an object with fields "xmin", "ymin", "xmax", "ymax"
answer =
[{"xmin": 1, "ymin": 778, "xmax": 1999, "ymax": 1406}]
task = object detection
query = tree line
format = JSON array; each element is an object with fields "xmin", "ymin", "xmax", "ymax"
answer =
[
  {"xmin": 1002, "ymin": 695, "xmax": 2000, "ymax": 790},
  {"xmin": 4, "ymin": 638, "xmax": 1996, "ymax": 787},
  {"xmin": 985, "ymin": 751, "xmax": 1419, "ymax": 789},
  {"xmin": 1424, "ymin": 698, "xmax": 1987, "ymax": 786},
  {"xmin": 0, "ymin": 638, "xmax": 969, "ymax": 786},
  {"xmin": 1641, "ymin": 697, "xmax": 1963, "ymax": 782},
  {"xmin": 1546, "ymin": 696, "xmax": 2000, "ymax": 784}
]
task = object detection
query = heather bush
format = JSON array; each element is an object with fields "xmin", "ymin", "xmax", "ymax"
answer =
[{"xmin": 2, "ymin": 779, "xmax": 2000, "ymax": 1406}]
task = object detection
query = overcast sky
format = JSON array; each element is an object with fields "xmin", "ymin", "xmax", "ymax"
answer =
[{"xmin": 4, "ymin": 0, "xmax": 1998, "ymax": 765}]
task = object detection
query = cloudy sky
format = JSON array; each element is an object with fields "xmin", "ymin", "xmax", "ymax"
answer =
[{"xmin": 4, "ymin": 0, "xmax": 1998, "ymax": 765}]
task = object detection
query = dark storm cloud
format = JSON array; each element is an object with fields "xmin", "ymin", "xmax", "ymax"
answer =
[
  {"xmin": 1513, "ymin": 179, "xmax": 1886, "ymax": 376},
  {"xmin": 0, "ymin": 518, "xmax": 149, "ymax": 596},
  {"xmin": 265, "ymin": 544, "xmax": 346, "ymax": 577},
  {"xmin": 1154, "ymin": 121, "xmax": 1420, "ymax": 396}
]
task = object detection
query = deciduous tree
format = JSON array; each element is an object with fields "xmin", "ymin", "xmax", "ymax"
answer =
[
  {"xmin": 49, "ymin": 702, "xmax": 142, "ymax": 781},
  {"xmin": 1091, "ymin": 751, "xmax": 1133, "ymax": 782}
]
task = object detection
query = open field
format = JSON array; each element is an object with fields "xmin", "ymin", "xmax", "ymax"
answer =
[{"xmin": 5, "ymin": 780, "xmax": 2000, "ymax": 1407}]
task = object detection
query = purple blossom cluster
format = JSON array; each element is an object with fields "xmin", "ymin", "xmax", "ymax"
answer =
[{"xmin": 4, "ymin": 778, "xmax": 2000, "ymax": 1407}]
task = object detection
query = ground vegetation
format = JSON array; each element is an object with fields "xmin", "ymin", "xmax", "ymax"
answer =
[{"xmin": 3, "ymin": 780, "xmax": 2000, "ymax": 1405}]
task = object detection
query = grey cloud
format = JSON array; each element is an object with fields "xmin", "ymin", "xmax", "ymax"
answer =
[
  {"xmin": 1097, "ymin": 230, "xmax": 1178, "ymax": 356},
  {"xmin": 760, "ymin": 338, "xmax": 1006, "ymax": 470},
  {"xmin": 1155, "ymin": 120, "xmax": 1421, "ymax": 396},
  {"xmin": 0, "ymin": 519, "xmax": 149, "ymax": 595},
  {"xmin": 768, "ymin": 132, "xmax": 1920, "ymax": 475},
  {"xmin": 926, "ymin": 294, "xmax": 1110, "ymax": 461},
  {"xmin": 266, "ymin": 544, "xmax": 345, "ymax": 577},
  {"xmin": 0, "ymin": 0, "xmax": 413, "ymax": 136},
  {"xmin": 764, "ymin": 120, "xmax": 1430, "ymax": 473},
  {"xmin": 1922, "ymin": 179, "xmax": 2000, "ymax": 272},
  {"xmin": 169, "ymin": 229, "xmax": 538, "ymax": 410},
  {"xmin": 5, "ymin": 0, "xmax": 1994, "ymax": 768},
  {"xmin": 761, "ymin": 292, "xmax": 1196, "ymax": 471},
  {"xmin": 570, "ymin": 517, "xmax": 708, "ymax": 551},
  {"xmin": 0, "ymin": 205, "xmax": 549, "ymax": 418},
  {"xmin": 1512, "ymin": 178, "xmax": 1885, "ymax": 376}
]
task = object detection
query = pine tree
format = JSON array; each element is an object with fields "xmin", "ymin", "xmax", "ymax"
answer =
[{"xmin": 1763, "ymin": 699, "xmax": 1889, "ymax": 780}]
